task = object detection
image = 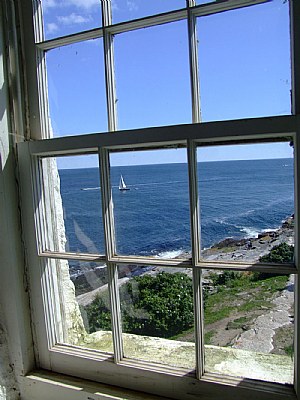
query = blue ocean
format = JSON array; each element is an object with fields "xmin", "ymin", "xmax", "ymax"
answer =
[{"xmin": 59, "ymin": 158, "xmax": 294, "ymax": 269}]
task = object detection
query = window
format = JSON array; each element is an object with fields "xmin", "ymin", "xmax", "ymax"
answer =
[{"xmin": 18, "ymin": 0, "xmax": 300, "ymax": 399}]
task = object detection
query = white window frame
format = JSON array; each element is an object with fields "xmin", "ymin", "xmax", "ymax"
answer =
[{"xmin": 17, "ymin": 0, "xmax": 300, "ymax": 399}]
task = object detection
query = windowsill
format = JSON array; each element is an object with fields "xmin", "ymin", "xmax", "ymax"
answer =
[
  {"xmin": 21, "ymin": 365, "xmax": 295, "ymax": 400},
  {"xmin": 21, "ymin": 370, "xmax": 172, "ymax": 400},
  {"xmin": 76, "ymin": 331, "xmax": 293, "ymax": 385}
]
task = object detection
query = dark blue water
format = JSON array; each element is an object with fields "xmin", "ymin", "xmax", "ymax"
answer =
[{"xmin": 59, "ymin": 158, "xmax": 294, "ymax": 265}]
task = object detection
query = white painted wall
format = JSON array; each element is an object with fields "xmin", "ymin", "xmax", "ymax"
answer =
[{"xmin": 0, "ymin": 2, "xmax": 34, "ymax": 398}]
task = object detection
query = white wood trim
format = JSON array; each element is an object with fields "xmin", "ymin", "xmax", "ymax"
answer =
[
  {"xmin": 21, "ymin": 370, "xmax": 296, "ymax": 400},
  {"xmin": 293, "ymin": 119, "xmax": 300, "ymax": 395},
  {"xmin": 187, "ymin": 140, "xmax": 204, "ymax": 378},
  {"xmin": 187, "ymin": 140, "xmax": 201, "ymax": 265},
  {"xmin": 21, "ymin": 0, "xmax": 45, "ymax": 140},
  {"xmin": 187, "ymin": 1, "xmax": 201, "ymax": 124},
  {"xmin": 99, "ymin": 148, "xmax": 123, "ymax": 362},
  {"xmin": 40, "ymin": 251, "xmax": 106, "ymax": 262},
  {"xmin": 32, "ymin": 0, "xmax": 44, "ymax": 43},
  {"xmin": 99, "ymin": 149, "xmax": 116, "ymax": 259},
  {"xmin": 16, "ymin": 0, "xmax": 300, "ymax": 396},
  {"xmin": 21, "ymin": 370, "xmax": 173, "ymax": 400},
  {"xmin": 17, "ymin": 143, "xmax": 52, "ymax": 368},
  {"xmin": 31, "ymin": 1, "xmax": 52, "ymax": 140},
  {"xmin": 34, "ymin": 0, "xmax": 268, "ymax": 52},
  {"xmin": 36, "ymin": 48, "xmax": 51, "ymax": 138},
  {"xmin": 191, "ymin": 0, "xmax": 268, "ymax": 18},
  {"xmin": 23, "ymin": 115, "xmax": 297, "ymax": 156},
  {"xmin": 102, "ymin": 1, "xmax": 118, "ymax": 132},
  {"xmin": 38, "ymin": 249, "xmax": 297, "ymax": 274},
  {"xmin": 45, "ymin": 348, "xmax": 296, "ymax": 400},
  {"xmin": 37, "ymin": 28, "xmax": 104, "ymax": 51},
  {"xmin": 290, "ymin": 0, "xmax": 300, "ymax": 116},
  {"xmin": 291, "ymin": 0, "xmax": 300, "ymax": 393}
]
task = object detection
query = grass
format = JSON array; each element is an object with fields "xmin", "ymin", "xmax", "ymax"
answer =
[
  {"xmin": 226, "ymin": 316, "xmax": 252, "ymax": 330},
  {"xmin": 204, "ymin": 330, "xmax": 216, "ymax": 344},
  {"xmin": 170, "ymin": 327, "xmax": 194, "ymax": 342},
  {"xmin": 81, "ymin": 271, "xmax": 290, "ymax": 350},
  {"xmin": 284, "ymin": 344, "xmax": 294, "ymax": 357},
  {"xmin": 204, "ymin": 273, "xmax": 289, "ymax": 327}
]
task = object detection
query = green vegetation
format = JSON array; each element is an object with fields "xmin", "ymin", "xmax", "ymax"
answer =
[
  {"xmin": 86, "ymin": 294, "xmax": 111, "ymax": 332},
  {"xmin": 259, "ymin": 242, "xmax": 294, "ymax": 263},
  {"xmin": 85, "ymin": 244, "xmax": 292, "ymax": 346},
  {"xmin": 250, "ymin": 242, "xmax": 294, "ymax": 281},
  {"xmin": 85, "ymin": 271, "xmax": 289, "ymax": 341},
  {"xmin": 209, "ymin": 271, "xmax": 242, "ymax": 286},
  {"xmin": 204, "ymin": 273, "xmax": 289, "ymax": 324},
  {"xmin": 226, "ymin": 316, "xmax": 252, "ymax": 330},
  {"xmin": 284, "ymin": 344, "xmax": 294, "ymax": 357},
  {"xmin": 204, "ymin": 330, "xmax": 216, "ymax": 344},
  {"xmin": 86, "ymin": 272, "xmax": 194, "ymax": 338}
]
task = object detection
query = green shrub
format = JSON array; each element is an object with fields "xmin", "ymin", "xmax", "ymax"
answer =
[
  {"xmin": 252, "ymin": 242, "xmax": 294, "ymax": 281},
  {"xmin": 85, "ymin": 272, "xmax": 194, "ymax": 338},
  {"xmin": 210, "ymin": 271, "xmax": 242, "ymax": 286},
  {"xmin": 259, "ymin": 242, "xmax": 294, "ymax": 264},
  {"xmin": 86, "ymin": 295, "xmax": 111, "ymax": 332}
]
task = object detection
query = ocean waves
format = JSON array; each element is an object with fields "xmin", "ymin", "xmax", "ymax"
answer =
[{"xmin": 59, "ymin": 158, "xmax": 294, "ymax": 259}]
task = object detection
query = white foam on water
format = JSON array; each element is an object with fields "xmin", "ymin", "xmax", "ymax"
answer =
[
  {"xmin": 81, "ymin": 187, "xmax": 100, "ymax": 191},
  {"xmin": 156, "ymin": 249, "xmax": 183, "ymax": 259},
  {"xmin": 240, "ymin": 226, "xmax": 260, "ymax": 238}
]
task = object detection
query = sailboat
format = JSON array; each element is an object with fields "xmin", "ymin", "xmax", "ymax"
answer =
[{"xmin": 119, "ymin": 175, "xmax": 130, "ymax": 191}]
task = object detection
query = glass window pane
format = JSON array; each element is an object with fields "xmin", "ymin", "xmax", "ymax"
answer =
[
  {"xmin": 110, "ymin": 149, "xmax": 191, "ymax": 258},
  {"xmin": 46, "ymin": 40, "xmax": 107, "ymax": 137},
  {"xmin": 40, "ymin": 155, "xmax": 104, "ymax": 254},
  {"xmin": 119, "ymin": 265, "xmax": 196, "ymax": 369},
  {"xmin": 114, "ymin": 21, "xmax": 192, "ymax": 130},
  {"xmin": 197, "ymin": 142, "xmax": 294, "ymax": 264},
  {"xmin": 54, "ymin": 258, "xmax": 113, "ymax": 354},
  {"xmin": 112, "ymin": 0, "xmax": 185, "ymax": 24},
  {"xmin": 197, "ymin": 0, "xmax": 291, "ymax": 121},
  {"xmin": 204, "ymin": 269, "xmax": 294, "ymax": 384},
  {"xmin": 40, "ymin": 0, "xmax": 102, "ymax": 41}
]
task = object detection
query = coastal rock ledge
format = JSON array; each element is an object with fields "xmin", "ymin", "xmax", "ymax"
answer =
[{"xmin": 203, "ymin": 215, "xmax": 294, "ymax": 262}]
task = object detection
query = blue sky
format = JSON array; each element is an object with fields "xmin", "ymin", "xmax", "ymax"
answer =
[{"xmin": 41, "ymin": 0, "xmax": 292, "ymax": 168}]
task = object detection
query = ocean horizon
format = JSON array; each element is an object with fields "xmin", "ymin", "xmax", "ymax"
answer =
[{"xmin": 58, "ymin": 158, "xmax": 294, "ymax": 272}]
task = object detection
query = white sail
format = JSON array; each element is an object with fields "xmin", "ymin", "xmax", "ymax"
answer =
[{"xmin": 119, "ymin": 175, "xmax": 129, "ymax": 190}]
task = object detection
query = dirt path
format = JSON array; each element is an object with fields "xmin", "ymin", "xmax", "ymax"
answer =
[{"xmin": 232, "ymin": 275, "xmax": 294, "ymax": 353}]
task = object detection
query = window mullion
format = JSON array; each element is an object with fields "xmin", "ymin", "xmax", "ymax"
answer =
[
  {"xmin": 33, "ymin": 157, "xmax": 48, "ymax": 253},
  {"xmin": 294, "ymin": 127, "xmax": 300, "ymax": 395},
  {"xmin": 99, "ymin": 148, "xmax": 123, "ymax": 362},
  {"xmin": 291, "ymin": 0, "xmax": 300, "ymax": 394},
  {"xmin": 187, "ymin": 0, "xmax": 201, "ymax": 124},
  {"xmin": 106, "ymin": 262, "xmax": 123, "ymax": 363},
  {"xmin": 290, "ymin": 0, "xmax": 300, "ymax": 116},
  {"xmin": 187, "ymin": 139, "xmax": 204, "ymax": 379},
  {"xmin": 102, "ymin": 0, "xmax": 118, "ymax": 132},
  {"xmin": 32, "ymin": 0, "xmax": 52, "ymax": 139},
  {"xmin": 32, "ymin": 157, "xmax": 61, "ymax": 349},
  {"xmin": 36, "ymin": 49, "xmax": 52, "ymax": 139}
]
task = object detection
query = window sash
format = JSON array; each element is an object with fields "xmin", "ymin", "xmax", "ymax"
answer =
[
  {"xmin": 26, "ymin": 122, "xmax": 298, "ymax": 274},
  {"xmin": 18, "ymin": 118, "xmax": 299, "ymax": 399},
  {"xmin": 35, "ymin": 0, "xmax": 269, "ymax": 51},
  {"xmin": 16, "ymin": 0, "xmax": 300, "ymax": 397}
]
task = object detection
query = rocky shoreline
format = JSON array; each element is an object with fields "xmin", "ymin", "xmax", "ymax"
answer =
[
  {"xmin": 73, "ymin": 216, "xmax": 294, "ymax": 305},
  {"xmin": 202, "ymin": 215, "xmax": 294, "ymax": 263},
  {"xmin": 73, "ymin": 216, "xmax": 295, "ymax": 356}
]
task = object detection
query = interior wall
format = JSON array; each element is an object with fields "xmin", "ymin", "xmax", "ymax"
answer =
[{"xmin": 0, "ymin": 1, "xmax": 34, "ymax": 399}]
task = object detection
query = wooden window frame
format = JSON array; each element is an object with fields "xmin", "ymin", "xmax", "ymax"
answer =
[{"xmin": 17, "ymin": 0, "xmax": 300, "ymax": 399}]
